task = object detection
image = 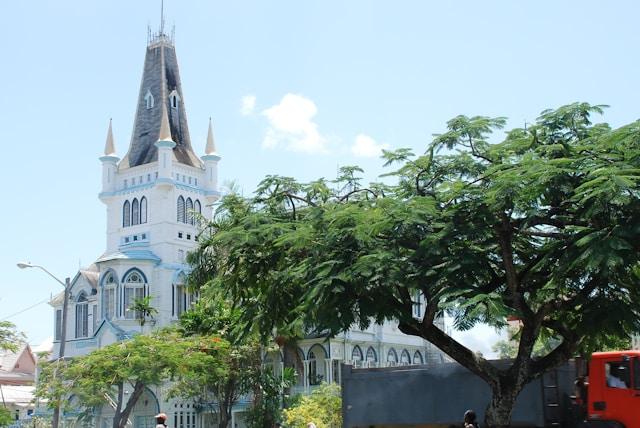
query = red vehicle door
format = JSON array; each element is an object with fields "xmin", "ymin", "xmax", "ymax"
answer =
[{"xmin": 590, "ymin": 352, "xmax": 640, "ymax": 428}]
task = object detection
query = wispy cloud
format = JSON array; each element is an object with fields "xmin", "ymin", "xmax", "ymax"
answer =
[
  {"xmin": 350, "ymin": 134, "xmax": 389, "ymax": 158},
  {"xmin": 261, "ymin": 93, "xmax": 328, "ymax": 154},
  {"xmin": 240, "ymin": 95, "xmax": 256, "ymax": 116}
]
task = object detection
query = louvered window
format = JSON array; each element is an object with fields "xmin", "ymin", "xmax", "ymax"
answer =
[
  {"xmin": 140, "ymin": 197, "xmax": 148, "ymax": 224},
  {"xmin": 123, "ymin": 271, "xmax": 145, "ymax": 320},
  {"xmin": 186, "ymin": 198, "xmax": 194, "ymax": 225},
  {"xmin": 131, "ymin": 198, "xmax": 140, "ymax": 226},
  {"xmin": 54, "ymin": 310, "xmax": 62, "ymax": 340},
  {"xmin": 75, "ymin": 294, "xmax": 89, "ymax": 338},
  {"xmin": 194, "ymin": 200, "xmax": 201, "ymax": 225},
  {"xmin": 102, "ymin": 272, "xmax": 117, "ymax": 320},
  {"xmin": 177, "ymin": 196, "xmax": 185, "ymax": 223},
  {"xmin": 123, "ymin": 200, "xmax": 131, "ymax": 227}
]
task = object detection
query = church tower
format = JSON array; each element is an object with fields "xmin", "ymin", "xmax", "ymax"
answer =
[{"xmin": 95, "ymin": 25, "xmax": 221, "ymax": 334}]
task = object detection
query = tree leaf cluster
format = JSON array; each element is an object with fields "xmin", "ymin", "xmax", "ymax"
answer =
[{"xmin": 187, "ymin": 102, "xmax": 640, "ymax": 427}]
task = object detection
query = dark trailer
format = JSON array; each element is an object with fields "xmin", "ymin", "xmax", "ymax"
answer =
[{"xmin": 341, "ymin": 360, "xmax": 577, "ymax": 428}]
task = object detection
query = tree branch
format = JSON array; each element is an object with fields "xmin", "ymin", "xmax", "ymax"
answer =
[{"xmin": 339, "ymin": 188, "xmax": 378, "ymax": 202}]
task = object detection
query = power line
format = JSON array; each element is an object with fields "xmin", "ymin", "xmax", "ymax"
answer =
[{"xmin": 1, "ymin": 298, "xmax": 50, "ymax": 321}]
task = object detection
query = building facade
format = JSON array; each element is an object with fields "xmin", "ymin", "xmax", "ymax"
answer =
[{"xmin": 48, "ymin": 23, "xmax": 444, "ymax": 428}]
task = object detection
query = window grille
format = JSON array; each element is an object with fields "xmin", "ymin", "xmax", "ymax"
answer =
[
  {"xmin": 123, "ymin": 271, "xmax": 145, "ymax": 320},
  {"xmin": 131, "ymin": 199, "xmax": 140, "ymax": 226},
  {"xmin": 75, "ymin": 294, "xmax": 89, "ymax": 338},
  {"xmin": 177, "ymin": 196, "xmax": 185, "ymax": 223},
  {"xmin": 55, "ymin": 310, "xmax": 62, "ymax": 340},
  {"xmin": 140, "ymin": 197, "xmax": 147, "ymax": 224},
  {"xmin": 123, "ymin": 200, "xmax": 131, "ymax": 227},
  {"xmin": 186, "ymin": 198, "xmax": 194, "ymax": 225}
]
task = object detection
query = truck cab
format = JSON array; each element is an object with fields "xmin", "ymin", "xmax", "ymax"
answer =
[{"xmin": 587, "ymin": 351, "xmax": 640, "ymax": 428}]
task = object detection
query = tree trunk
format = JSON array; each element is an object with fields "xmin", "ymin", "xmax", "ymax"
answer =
[
  {"xmin": 484, "ymin": 383, "xmax": 521, "ymax": 428},
  {"xmin": 114, "ymin": 382, "xmax": 145, "ymax": 428},
  {"xmin": 218, "ymin": 401, "xmax": 231, "ymax": 428}
]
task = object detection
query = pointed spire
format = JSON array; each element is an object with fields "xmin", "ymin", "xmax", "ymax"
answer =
[
  {"xmin": 104, "ymin": 119, "xmax": 116, "ymax": 156},
  {"xmin": 205, "ymin": 118, "xmax": 217, "ymax": 155},
  {"xmin": 158, "ymin": 103, "xmax": 173, "ymax": 142}
]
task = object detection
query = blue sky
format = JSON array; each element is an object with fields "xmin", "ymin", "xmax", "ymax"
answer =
[{"xmin": 1, "ymin": 1, "xmax": 638, "ymax": 355}]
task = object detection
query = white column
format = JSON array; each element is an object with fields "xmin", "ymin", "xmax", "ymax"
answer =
[
  {"xmin": 325, "ymin": 359, "xmax": 332, "ymax": 383},
  {"xmin": 303, "ymin": 360, "xmax": 310, "ymax": 391}
]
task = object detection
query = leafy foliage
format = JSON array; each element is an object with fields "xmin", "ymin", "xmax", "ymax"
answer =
[
  {"xmin": 0, "ymin": 321, "xmax": 24, "ymax": 352},
  {"xmin": 188, "ymin": 103, "xmax": 640, "ymax": 427},
  {"xmin": 245, "ymin": 367, "xmax": 296, "ymax": 428},
  {"xmin": 0, "ymin": 407, "xmax": 13, "ymax": 427},
  {"xmin": 128, "ymin": 296, "xmax": 158, "ymax": 327},
  {"xmin": 36, "ymin": 331, "xmax": 212, "ymax": 428},
  {"xmin": 283, "ymin": 383, "xmax": 342, "ymax": 428},
  {"xmin": 174, "ymin": 299, "xmax": 259, "ymax": 428}
]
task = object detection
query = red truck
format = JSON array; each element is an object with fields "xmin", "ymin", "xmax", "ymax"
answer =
[
  {"xmin": 341, "ymin": 350, "xmax": 640, "ymax": 428},
  {"xmin": 580, "ymin": 350, "xmax": 640, "ymax": 428}
]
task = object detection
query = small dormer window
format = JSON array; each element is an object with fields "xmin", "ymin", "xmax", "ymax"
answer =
[
  {"xmin": 169, "ymin": 90, "xmax": 180, "ymax": 110},
  {"xmin": 144, "ymin": 89, "xmax": 154, "ymax": 109}
]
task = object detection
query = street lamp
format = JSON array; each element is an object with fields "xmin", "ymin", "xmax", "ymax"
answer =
[{"xmin": 17, "ymin": 262, "xmax": 71, "ymax": 428}]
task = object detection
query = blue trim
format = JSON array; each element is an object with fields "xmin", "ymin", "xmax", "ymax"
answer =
[
  {"xmin": 119, "ymin": 240, "xmax": 150, "ymax": 250},
  {"xmin": 99, "ymin": 268, "xmax": 119, "ymax": 287},
  {"xmin": 366, "ymin": 346, "xmax": 378, "ymax": 362},
  {"xmin": 159, "ymin": 262, "xmax": 189, "ymax": 271},
  {"xmin": 97, "ymin": 250, "xmax": 161, "ymax": 264},
  {"xmin": 201, "ymin": 154, "xmax": 221, "ymax": 161},
  {"xmin": 204, "ymin": 190, "xmax": 222, "ymax": 197},
  {"xmin": 351, "ymin": 345, "xmax": 363, "ymax": 360},
  {"xmin": 175, "ymin": 182, "xmax": 206, "ymax": 194},
  {"xmin": 172, "ymin": 268, "xmax": 190, "ymax": 283},
  {"xmin": 155, "ymin": 140, "xmax": 176, "ymax": 148},
  {"xmin": 99, "ymin": 155, "xmax": 120, "ymax": 163},
  {"xmin": 121, "ymin": 267, "xmax": 148, "ymax": 283}
]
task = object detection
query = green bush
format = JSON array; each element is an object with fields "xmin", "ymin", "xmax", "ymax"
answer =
[{"xmin": 283, "ymin": 383, "xmax": 341, "ymax": 428}]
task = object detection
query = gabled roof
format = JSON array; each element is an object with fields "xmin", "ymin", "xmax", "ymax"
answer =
[
  {"xmin": 0, "ymin": 343, "xmax": 36, "ymax": 372},
  {"xmin": 119, "ymin": 36, "xmax": 201, "ymax": 170}
]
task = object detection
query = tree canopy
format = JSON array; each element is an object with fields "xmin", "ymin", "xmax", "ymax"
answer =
[
  {"xmin": 36, "ymin": 331, "xmax": 225, "ymax": 428},
  {"xmin": 188, "ymin": 103, "xmax": 640, "ymax": 427},
  {"xmin": 0, "ymin": 321, "xmax": 24, "ymax": 352}
]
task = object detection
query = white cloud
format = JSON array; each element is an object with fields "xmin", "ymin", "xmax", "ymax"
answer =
[
  {"xmin": 350, "ymin": 134, "xmax": 390, "ymax": 158},
  {"xmin": 261, "ymin": 93, "xmax": 328, "ymax": 154},
  {"xmin": 240, "ymin": 95, "xmax": 256, "ymax": 116}
]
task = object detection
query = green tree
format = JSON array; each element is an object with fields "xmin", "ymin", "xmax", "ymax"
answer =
[
  {"xmin": 174, "ymin": 298, "xmax": 260, "ymax": 428},
  {"xmin": 0, "ymin": 407, "xmax": 13, "ymax": 427},
  {"xmin": 36, "ymin": 331, "xmax": 207, "ymax": 428},
  {"xmin": 128, "ymin": 296, "xmax": 159, "ymax": 328},
  {"xmin": 0, "ymin": 321, "xmax": 24, "ymax": 352},
  {"xmin": 188, "ymin": 103, "xmax": 640, "ymax": 428},
  {"xmin": 283, "ymin": 383, "xmax": 341, "ymax": 428}
]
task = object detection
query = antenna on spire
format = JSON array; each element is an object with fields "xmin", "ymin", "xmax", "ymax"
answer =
[{"xmin": 160, "ymin": 0, "xmax": 165, "ymax": 35}]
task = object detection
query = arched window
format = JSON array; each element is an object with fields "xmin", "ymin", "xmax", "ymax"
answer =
[
  {"xmin": 123, "ymin": 200, "xmax": 131, "ymax": 227},
  {"xmin": 75, "ymin": 293, "xmax": 89, "ymax": 338},
  {"xmin": 387, "ymin": 348, "xmax": 398, "ymax": 367},
  {"xmin": 131, "ymin": 198, "xmax": 140, "ymax": 226},
  {"xmin": 140, "ymin": 197, "xmax": 147, "ymax": 224},
  {"xmin": 413, "ymin": 350, "xmax": 424, "ymax": 365},
  {"xmin": 102, "ymin": 272, "xmax": 117, "ymax": 320},
  {"xmin": 177, "ymin": 196, "xmax": 185, "ymax": 223},
  {"xmin": 144, "ymin": 89, "xmax": 154, "ymax": 109},
  {"xmin": 351, "ymin": 345, "xmax": 363, "ymax": 367},
  {"xmin": 186, "ymin": 198, "xmax": 194, "ymax": 225},
  {"xmin": 400, "ymin": 349, "xmax": 411, "ymax": 366},
  {"xmin": 123, "ymin": 270, "xmax": 146, "ymax": 320},
  {"xmin": 366, "ymin": 347, "xmax": 378, "ymax": 366},
  {"xmin": 194, "ymin": 200, "xmax": 201, "ymax": 225}
]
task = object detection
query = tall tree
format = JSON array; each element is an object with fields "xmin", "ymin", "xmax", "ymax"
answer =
[
  {"xmin": 36, "ymin": 331, "xmax": 215, "ymax": 428},
  {"xmin": 174, "ymin": 298, "xmax": 261, "ymax": 428},
  {"xmin": 188, "ymin": 103, "xmax": 640, "ymax": 428}
]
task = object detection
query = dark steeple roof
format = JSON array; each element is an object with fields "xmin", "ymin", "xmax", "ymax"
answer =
[{"xmin": 120, "ymin": 33, "xmax": 201, "ymax": 169}]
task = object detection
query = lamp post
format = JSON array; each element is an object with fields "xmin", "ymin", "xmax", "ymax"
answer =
[{"xmin": 17, "ymin": 262, "xmax": 71, "ymax": 428}]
